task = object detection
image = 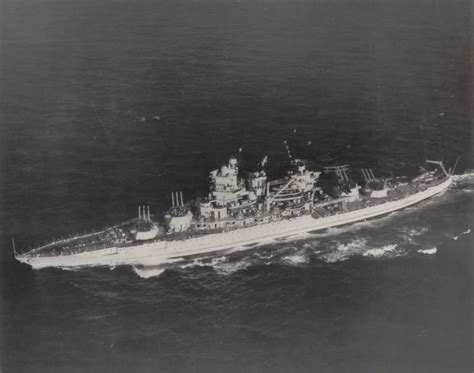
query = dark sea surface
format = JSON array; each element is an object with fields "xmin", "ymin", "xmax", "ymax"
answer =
[{"xmin": 1, "ymin": 0, "xmax": 473, "ymax": 372}]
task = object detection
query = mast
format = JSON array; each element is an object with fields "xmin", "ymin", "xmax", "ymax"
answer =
[
  {"xmin": 12, "ymin": 237, "xmax": 18, "ymax": 257},
  {"xmin": 451, "ymin": 157, "xmax": 460, "ymax": 175},
  {"xmin": 283, "ymin": 140, "xmax": 293, "ymax": 161},
  {"xmin": 238, "ymin": 147, "xmax": 243, "ymax": 176}
]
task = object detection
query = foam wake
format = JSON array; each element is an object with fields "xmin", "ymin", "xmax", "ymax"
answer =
[
  {"xmin": 281, "ymin": 252, "xmax": 310, "ymax": 266},
  {"xmin": 363, "ymin": 244, "xmax": 398, "ymax": 258},
  {"xmin": 418, "ymin": 247, "xmax": 437, "ymax": 255},
  {"xmin": 319, "ymin": 238, "xmax": 367, "ymax": 263},
  {"xmin": 132, "ymin": 266, "xmax": 166, "ymax": 279},
  {"xmin": 452, "ymin": 171, "xmax": 474, "ymax": 192},
  {"xmin": 452, "ymin": 170, "xmax": 474, "ymax": 184},
  {"xmin": 180, "ymin": 256, "xmax": 247, "ymax": 274},
  {"xmin": 452, "ymin": 228, "xmax": 471, "ymax": 241},
  {"xmin": 403, "ymin": 226, "xmax": 429, "ymax": 238}
]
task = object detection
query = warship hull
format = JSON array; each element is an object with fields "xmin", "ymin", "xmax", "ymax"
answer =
[{"xmin": 16, "ymin": 176, "xmax": 452, "ymax": 269}]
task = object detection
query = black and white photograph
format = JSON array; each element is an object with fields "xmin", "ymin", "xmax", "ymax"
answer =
[{"xmin": 1, "ymin": 0, "xmax": 472, "ymax": 371}]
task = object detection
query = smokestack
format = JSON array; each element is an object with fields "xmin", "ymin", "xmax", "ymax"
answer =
[
  {"xmin": 171, "ymin": 192, "xmax": 175, "ymax": 207},
  {"xmin": 147, "ymin": 206, "xmax": 151, "ymax": 221},
  {"xmin": 369, "ymin": 169, "xmax": 376, "ymax": 180},
  {"xmin": 138, "ymin": 206, "xmax": 141, "ymax": 220},
  {"xmin": 180, "ymin": 191, "xmax": 184, "ymax": 207}
]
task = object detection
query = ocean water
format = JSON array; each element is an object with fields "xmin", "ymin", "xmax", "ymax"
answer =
[{"xmin": 0, "ymin": 0, "xmax": 472, "ymax": 372}]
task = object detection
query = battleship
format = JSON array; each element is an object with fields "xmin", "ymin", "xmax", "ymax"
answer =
[{"xmin": 14, "ymin": 150, "xmax": 455, "ymax": 269}]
